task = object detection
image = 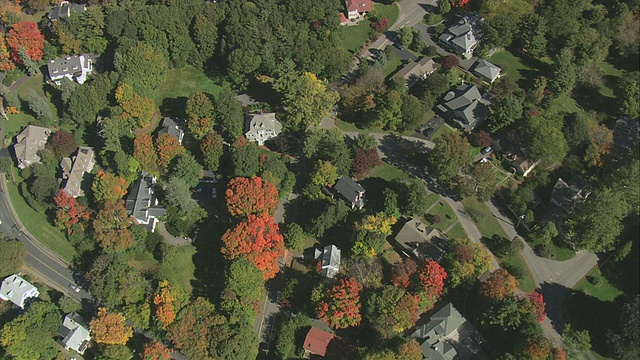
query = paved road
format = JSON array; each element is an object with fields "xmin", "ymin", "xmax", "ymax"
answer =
[{"xmin": 0, "ymin": 173, "xmax": 90, "ymax": 302}]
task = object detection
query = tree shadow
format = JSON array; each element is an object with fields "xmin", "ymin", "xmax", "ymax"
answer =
[
  {"xmin": 358, "ymin": 176, "xmax": 393, "ymax": 212},
  {"xmin": 160, "ymin": 96, "xmax": 187, "ymax": 119},
  {"xmin": 572, "ymin": 83, "xmax": 613, "ymax": 114},
  {"xmin": 538, "ymin": 282, "xmax": 572, "ymax": 334},
  {"xmin": 190, "ymin": 217, "xmax": 227, "ymax": 302},
  {"xmin": 565, "ymin": 290, "xmax": 619, "ymax": 357}
]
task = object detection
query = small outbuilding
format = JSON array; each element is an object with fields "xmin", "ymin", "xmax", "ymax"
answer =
[
  {"xmin": 314, "ymin": 245, "xmax": 341, "ymax": 278},
  {"xmin": 471, "ymin": 59, "xmax": 501, "ymax": 84}
]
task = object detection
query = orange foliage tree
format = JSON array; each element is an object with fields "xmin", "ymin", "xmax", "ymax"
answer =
[
  {"xmin": 133, "ymin": 133, "xmax": 159, "ymax": 172},
  {"xmin": 397, "ymin": 339, "xmax": 423, "ymax": 360},
  {"xmin": 143, "ymin": 340, "xmax": 172, "ymax": 360},
  {"xmin": 89, "ymin": 308, "xmax": 133, "ymax": 345},
  {"xmin": 317, "ymin": 277, "xmax": 363, "ymax": 329},
  {"xmin": 5, "ymin": 22, "xmax": 44, "ymax": 63},
  {"xmin": 225, "ymin": 177, "xmax": 280, "ymax": 218},
  {"xmin": 221, "ymin": 213, "xmax": 285, "ymax": 280},
  {"xmin": 518, "ymin": 290, "xmax": 546, "ymax": 323},
  {"xmin": 93, "ymin": 200, "xmax": 134, "ymax": 252},
  {"xmin": 53, "ymin": 190, "xmax": 91, "ymax": 235},
  {"xmin": 155, "ymin": 133, "xmax": 185, "ymax": 170},
  {"xmin": 153, "ymin": 280, "xmax": 176, "ymax": 329},
  {"xmin": 391, "ymin": 258, "xmax": 418, "ymax": 289},
  {"xmin": 92, "ymin": 171, "xmax": 128, "ymax": 203},
  {"xmin": 480, "ymin": 268, "xmax": 518, "ymax": 300},
  {"xmin": 115, "ymin": 83, "xmax": 156, "ymax": 128},
  {"xmin": 416, "ymin": 259, "xmax": 447, "ymax": 298}
]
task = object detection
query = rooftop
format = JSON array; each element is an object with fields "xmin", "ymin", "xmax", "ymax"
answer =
[{"xmin": 303, "ymin": 327, "xmax": 334, "ymax": 357}]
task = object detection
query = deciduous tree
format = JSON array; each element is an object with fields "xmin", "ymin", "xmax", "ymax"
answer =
[
  {"xmin": 93, "ymin": 200, "xmax": 134, "ymax": 252},
  {"xmin": 200, "ymin": 131, "xmax": 224, "ymax": 171},
  {"xmin": 90, "ymin": 308, "xmax": 133, "ymax": 345},
  {"xmin": 231, "ymin": 137, "xmax": 260, "ymax": 177},
  {"xmin": 0, "ymin": 37, "xmax": 14, "ymax": 71},
  {"xmin": 92, "ymin": 171, "xmax": 128, "ymax": 203},
  {"xmin": 0, "ymin": 238, "xmax": 24, "ymax": 278},
  {"xmin": 489, "ymin": 95, "xmax": 523, "ymax": 132},
  {"xmin": 215, "ymin": 88, "xmax": 245, "ymax": 139},
  {"xmin": 153, "ymin": 280, "xmax": 177, "ymax": 329},
  {"xmin": 54, "ymin": 190, "xmax": 90, "ymax": 235},
  {"xmin": 134, "ymin": 133, "xmax": 159, "ymax": 172},
  {"xmin": 275, "ymin": 72, "xmax": 339, "ymax": 129},
  {"xmin": 316, "ymin": 277, "xmax": 363, "ymax": 329},
  {"xmin": 226, "ymin": 177, "xmax": 280, "ymax": 217},
  {"xmin": 221, "ymin": 213, "xmax": 285, "ymax": 280},
  {"xmin": 352, "ymin": 147, "xmax": 381, "ymax": 179},
  {"xmin": 220, "ymin": 258, "xmax": 264, "ymax": 323},
  {"xmin": 185, "ymin": 92, "xmax": 214, "ymax": 139},
  {"xmin": 473, "ymin": 130, "xmax": 492, "ymax": 148},
  {"xmin": 445, "ymin": 237, "xmax": 492, "ymax": 287},
  {"xmin": 0, "ymin": 301, "xmax": 60, "ymax": 359},
  {"xmin": 115, "ymin": 83, "xmax": 155, "ymax": 128},
  {"xmin": 416, "ymin": 259, "xmax": 447, "ymax": 299},
  {"xmin": 47, "ymin": 129, "xmax": 77, "ymax": 157},
  {"xmin": 392, "ymin": 258, "xmax": 418, "ymax": 289},
  {"xmin": 284, "ymin": 222, "xmax": 305, "ymax": 251},
  {"xmin": 143, "ymin": 340, "xmax": 172, "ymax": 360},
  {"xmin": 155, "ymin": 133, "xmax": 186, "ymax": 170},
  {"xmin": 5, "ymin": 22, "xmax": 44, "ymax": 63},
  {"xmin": 115, "ymin": 42, "xmax": 167, "ymax": 96},
  {"xmin": 480, "ymin": 268, "xmax": 518, "ymax": 300},
  {"xmin": 365, "ymin": 285, "xmax": 419, "ymax": 338},
  {"xmin": 429, "ymin": 131, "xmax": 472, "ymax": 183}
]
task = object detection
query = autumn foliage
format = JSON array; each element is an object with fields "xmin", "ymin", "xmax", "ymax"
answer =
[
  {"xmin": 225, "ymin": 177, "xmax": 280, "ymax": 218},
  {"xmin": 392, "ymin": 258, "xmax": 418, "ymax": 289},
  {"xmin": 473, "ymin": 130, "xmax": 493, "ymax": 148},
  {"xmin": 153, "ymin": 280, "xmax": 177, "ymax": 329},
  {"xmin": 115, "ymin": 83, "xmax": 156, "ymax": 128},
  {"xmin": 90, "ymin": 308, "xmax": 133, "ymax": 345},
  {"xmin": 93, "ymin": 200, "xmax": 134, "ymax": 252},
  {"xmin": 317, "ymin": 277, "xmax": 363, "ymax": 329},
  {"xmin": 155, "ymin": 133, "xmax": 185, "ymax": 170},
  {"xmin": 47, "ymin": 129, "xmax": 77, "ymax": 157},
  {"xmin": 480, "ymin": 268, "xmax": 518, "ymax": 300},
  {"xmin": 143, "ymin": 340, "xmax": 172, "ymax": 360},
  {"xmin": 416, "ymin": 259, "xmax": 447, "ymax": 299},
  {"xmin": 0, "ymin": 33, "xmax": 14, "ymax": 71},
  {"xmin": 221, "ymin": 213, "xmax": 285, "ymax": 280},
  {"xmin": 53, "ymin": 190, "xmax": 90, "ymax": 235},
  {"xmin": 5, "ymin": 22, "xmax": 44, "ymax": 63},
  {"xmin": 92, "ymin": 171, "xmax": 128, "ymax": 203},
  {"xmin": 133, "ymin": 133, "xmax": 159, "ymax": 172},
  {"xmin": 519, "ymin": 290, "xmax": 546, "ymax": 322},
  {"xmin": 352, "ymin": 147, "xmax": 381, "ymax": 179}
]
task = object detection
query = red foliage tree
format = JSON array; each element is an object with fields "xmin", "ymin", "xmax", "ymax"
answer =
[
  {"xmin": 53, "ymin": 190, "xmax": 90, "ymax": 235},
  {"xmin": 5, "ymin": 22, "xmax": 44, "ymax": 63},
  {"xmin": 372, "ymin": 17, "xmax": 388, "ymax": 33},
  {"xmin": 155, "ymin": 133, "xmax": 185, "ymax": 170},
  {"xmin": 416, "ymin": 259, "xmax": 447, "ymax": 299},
  {"xmin": 352, "ymin": 148, "xmax": 382, "ymax": 179},
  {"xmin": 317, "ymin": 277, "xmax": 363, "ymax": 329},
  {"xmin": 143, "ymin": 340, "xmax": 172, "ymax": 360},
  {"xmin": 480, "ymin": 268, "xmax": 518, "ymax": 300},
  {"xmin": 441, "ymin": 55, "xmax": 460, "ymax": 70},
  {"xmin": 47, "ymin": 129, "xmax": 77, "ymax": 157},
  {"xmin": 525, "ymin": 335, "xmax": 552, "ymax": 359},
  {"xmin": 225, "ymin": 177, "xmax": 280, "ymax": 218},
  {"xmin": 153, "ymin": 280, "xmax": 176, "ymax": 329},
  {"xmin": 453, "ymin": 242, "xmax": 474, "ymax": 262},
  {"xmin": 221, "ymin": 213, "xmax": 285, "ymax": 280},
  {"xmin": 553, "ymin": 348, "xmax": 567, "ymax": 360},
  {"xmin": 520, "ymin": 290, "xmax": 546, "ymax": 322},
  {"xmin": 473, "ymin": 130, "xmax": 492, "ymax": 148},
  {"xmin": 392, "ymin": 258, "xmax": 418, "ymax": 289},
  {"xmin": 452, "ymin": 0, "xmax": 471, "ymax": 8},
  {"xmin": 134, "ymin": 133, "xmax": 159, "ymax": 172}
]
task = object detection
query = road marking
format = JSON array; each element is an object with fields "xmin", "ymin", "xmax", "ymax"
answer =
[
  {"xmin": 256, "ymin": 290, "xmax": 269, "ymax": 337},
  {"xmin": 26, "ymin": 254, "xmax": 74, "ymax": 285}
]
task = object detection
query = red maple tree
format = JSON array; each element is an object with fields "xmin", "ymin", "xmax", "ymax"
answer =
[
  {"xmin": 221, "ymin": 213, "xmax": 285, "ymax": 280},
  {"xmin": 225, "ymin": 177, "xmax": 280, "ymax": 218},
  {"xmin": 416, "ymin": 259, "xmax": 447, "ymax": 299},
  {"xmin": 53, "ymin": 190, "xmax": 90, "ymax": 235},
  {"xmin": 317, "ymin": 277, "xmax": 363, "ymax": 329},
  {"xmin": 143, "ymin": 340, "xmax": 172, "ymax": 360},
  {"xmin": 391, "ymin": 258, "xmax": 418, "ymax": 289},
  {"xmin": 520, "ymin": 290, "xmax": 546, "ymax": 322},
  {"xmin": 352, "ymin": 148, "xmax": 381, "ymax": 179},
  {"xmin": 441, "ymin": 54, "xmax": 460, "ymax": 70},
  {"xmin": 473, "ymin": 130, "xmax": 492, "ymax": 148},
  {"xmin": 5, "ymin": 22, "xmax": 44, "ymax": 63},
  {"xmin": 452, "ymin": 0, "xmax": 471, "ymax": 8},
  {"xmin": 480, "ymin": 268, "xmax": 518, "ymax": 300}
]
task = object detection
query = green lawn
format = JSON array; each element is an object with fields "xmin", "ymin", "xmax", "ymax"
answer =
[
  {"xmin": 367, "ymin": 163, "xmax": 412, "ymax": 182},
  {"xmin": 461, "ymin": 197, "xmax": 508, "ymax": 239},
  {"xmin": 488, "ymin": 50, "xmax": 533, "ymax": 83},
  {"xmin": 424, "ymin": 192, "xmax": 441, "ymax": 209},
  {"xmin": 5, "ymin": 113, "xmax": 33, "ymax": 142},
  {"xmin": 7, "ymin": 183, "xmax": 76, "ymax": 263},
  {"xmin": 548, "ymin": 94, "xmax": 582, "ymax": 114},
  {"xmin": 424, "ymin": 200, "xmax": 457, "ymax": 232},
  {"xmin": 501, "ymin": 252, "xmax": 535, "ymax": 292},
  {"xmin": 431, "ymin": 123, "xmax": 455, "ymax": 140},
  {"xmin": 423, "ymin": 13, "xmax": 444, "ymax": 25},
  {"xmin": 445, "ymin": 223, "xmax": 468, "ymax": 240},
  {"xmin": 383, "ymin": 50, "xmax": 403, "ymax": 78},
  {"xmin": 154, "ymin": 67, "xmax": 221, "ymax": 105},
  {"xmin": 338, "ymin": 20, "xmax": 373, "ymax": 54},
  {"xmin": 159, "ymin": 244, "xmax": 196, "ymax": 294},
  {"xmin": 374, "ymin": 3, "xmax": 399, "ymax": 26},
  {"xmin": 597, "ymin": 60, "xmax": 624, "ymax": 98},
  {"xmin": 574, "ymin": 267, "xmax": 623, "ymax": 302},
  {"xmin": 335, "ymin": 118, "xmax": 363, "ymax": 132}
]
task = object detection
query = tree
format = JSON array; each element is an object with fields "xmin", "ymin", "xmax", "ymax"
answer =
[
  {"xmin": 472, "ymin": 162, "xmax": 499, "ymax": 201},
  {"xmin": 260, "ymin": 155, "xmax": 296, "ymax": 199},
  {"xmin": 310, "ymin": 160, "xmax": 339, "ymax": 187},
  {"xmin": 365, "ymin": 285, "xmax": 419, "ymax": 338},
  {"xmin": 615, "ymin": 73, "xmax": 639, "ymax": 119},
  {"xmin": 518, "ymin": 291, "xmax": 546, "ymax": 323},
  {"xmin": 185, "ymin": 92, "xmax": 215, "ymax": 139},
  {"xmin": 524, "ymin": 114, "xmax": 568, "ymax": 169},
  {"xmin": 93, "ymin": 200, "xmax": 134, "ymax": 253},
  {"xmin": 200, "ymin": 131, "xmax": 224, "ymax": 171},
  {"xmin": 392, "ymin": 258, "xmax": 418, "ymax": 289},
  {"xmin": 155, "ymin": 133, "xmax": 186, "ymax": 170},
  {"xmin": 215, "ymin": 88, "xmax": 245, "ymax": 139},
  {"xmin": 316, "ymin": 277, "xmax": 363, "ymax": 329},
  {"xmin": 358, "ymin": 212, "xmax": 397, "ymax": 235},
  {"xmin": 231, "ymin": 137, "xmax": 261, "ymax": 177},
  {"xmin": 153, "ymin": 280, "xmax": 177, "ymax": 329},
  {"xmin": 0, "ymin": 37, "xmax": 15, "ymax": 71},
  {"xmin": 441, "ymin": 55, "xmax": 459, "ymax": 70},
  {"xmin": 473, "ymin": 131, "xmax": 492, "ymax": 148},
  {"xmin": 171, "ymin": 153, "xmax": 203, "ymax": 188},
  {"xmin": 0, "ymin": 301, "xmax": 60, "ymax": 359},
  {"xmin": 284, "ymin": 223, "xmax": 305, "ymax": 251},
  {"xmin": 480, "ymin": 268, "xmax": 518, "ymax": 300},
  {"xmin": 164, "ymin": 177, "xmax": 196, "ymax": 215},
  {"xmin": 226, "ymin": 177, "xmax": 280, "ymax": 218},
  {"xmin": 133, "ymin": 133, "xmax": 159, "ymax": 172},
  {"xmin": 398, "ymin": 27, "xmax": 416, "ymax": 47},
  {"xmin": 220, "ymin": 258, "xmax": 264, "ymax": 323},
  {"xmin": 401, "ymin": 93, "xmax": 426, "ymax": 131},
  {"xmin": 115, "ymin": 83, "xmax": 156, "ymax": 128},
  {"xmin": 429, "ymin": 131, "xmax": 472, "ymax": 183},
  {"xmin": 516, "ymin": 13, "xmax": 547, "ymax": 57},
  {"xmin": 352, "ymin": 148, "xmax": 381, "ymax": 179},
  {"xmin": 303, "ymin": 128, "xmax": 352, "ymax": 175},
  {"xmin": 115, "ymin": 42, "xmax": 167, "ymax": 96},
  {"xmin": 0, "ymin": 238, "xmax": 24, "ymax": 277},
  {"xmin": 584, "ymin": 121, "xmax": 613, "ymax": 167},
  {"xmin": 90, "ymin": 308, "xmax": 133, "ymax": 345},
  {"xmin": 275, "ymin": 72, "xmax": 339, "ymax": 129},
  {"xmin": 143, "ymin": 340, "xmax": 172, "ymax": 360},
  {"xmin": 445, "ymin": 237, "xmax": 492, "ymax": 287},
  {"xmin": 397, "ymin": 178, "xmax": 430, "ymax": 215},
  {"xmin": 489, "ymin": 96, "xmax": 522, "ymax": 132},
  {"xmin": 54, "ymin": 190, "xmax": 90, "ymax": 235},
  {"xmin": 221, "ymin": 213, "xmax": 285, "ymax": 280},
  {"xmin": 46, "ymin": 129, "xmax": 77, "ymax": 157},
  {"xmin": 607, "ymin": 295, "xmax": 639, "ymax": 360},
  {"xmin": 562, "ymin": 324, "xmax": 591, "ymax": 358},
  {"xmin": 549, "ymin": 48, "xmax": 577, "ymax": 97},
  {"xmin": 397, "ymin": 340, "xmax": 423, "ymax": 360},
  {"xmin": 5, "ymin": 22, "xmax": 44, "ymax": 64},
  {"xmin": 92, "ymin": 171, "xmax": 128, "ymax": 203},
  {"xmin": 27, "ymin": 89, "xmax": 54, "ymax": 125},
  {"xmin": 416, "ymin": 259, "xmax": 447, "ymax": 300}
]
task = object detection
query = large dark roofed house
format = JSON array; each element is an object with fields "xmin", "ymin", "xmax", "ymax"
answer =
[
  {"xmin": 437, "ymin": 84, "xmax": 489, "ymax": 131},
  {"xmin": 302, "ymin": 327, "xmax": 334, "ymax": 358},
  {"xmin": 47, "ymin": 55, "xmax": 93, "ymax": 85},
  {"xmin": 158, "ymin": 117, "xmax": 185, "ymax": 145},
  {"xmin": 125, "ymin": 172, "xmax": 166, "ymax": 233},
  {"xmin": 60, "ymin": 146, "xmax": 95, "ymax": 198},
  {"xmin": 47, "ymin": 1, "xmax": 86, "ymax": 22},
  {"xmin": 12, "ymin": 125, "xmax": 52, "ymax": 169},
  {"xmin": 333, "ymin": 176, "xmax": 365, "ymax": 209},
  {"xmin": 394, "ymin": 218, "xmax": 447, "ymax": 261}
]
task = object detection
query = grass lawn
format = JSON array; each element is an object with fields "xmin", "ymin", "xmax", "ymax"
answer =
[
  {"xmin": 7, "ymin": 183, "xmax": 76, "ymax": 263},
  {"xmin": 367, "ymin": 163, "xmax": 412, "ymax": 182},
  {"xmin": 461, "ymin": 197, "xmax": 508, "ymax": 239},
  {"xmin": 338, "ymin": 20, "xmax": 373, "ymax": 54},
  {"xmin": 423, "ymin": 13, "xmax": 444, "ymax": 25},
  {"xmin": 424, "ymin": 192, "xmax": 440, "ymax": 209},
  {"xmin": 335, "ymin": 118, "xmax": 363, "ymax": 132},
  {"xmin": 548, "ymin": 94, "xmax": 582, "ymax": 114},
  {"xmin": 159, "ymin": 244, "xmax": 197, "ymax": 294},
  {"xmin": 575, "ymin": 267, "xmax": 623, "ymax": 302},
  {"xmin": 5, "ymin": 113, "xmax": 33, "ymax": 142},
  {"xmin": 431, "ymin": 123, "xmax": 454, "ymax": 140},
  {"xmin": 374, "ymin": 3, "xmax": 399, "ymax": 26},
  {"xmin": 502, "ymin": 252, "xmax": 535, "ymax": 292},
  {"xmin": 445, "ymin": 223, "xmax": 467, "ymax": 240},
  {"xmin": 382, "ymin": 50, "xmax": 403, "ymax": 78},
  {"xmin": 597, "ymin": 60, "xmax": 624, "ymax": 98},
  {"xmin": 488, "ymin": 50, "xmax": 533, "ymax": 83},
  {"xmin": 381, "ymin": 241, "xmax": 402, "ymax": 265},
  {"xmin": 154, "ymin": 67, "xmax": 221, "ymax": 105},
  {"xmin": 424, "ymin": 200, "xmax": 457, "ymax": 232},
  {"xmin": 14, "ymin": 74, "xmax": 59, "ymax": 121}
]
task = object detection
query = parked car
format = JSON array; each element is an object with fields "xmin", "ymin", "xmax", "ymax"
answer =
[
  {"xmin": 69, "ymin": 284, "xmax": 80, "ymax": 293},
  {"xmin": 481, "ymin": 146, "xmax": 492, "ymax": 155},
  {"xmin": 211, "ymin": 188, "xmax": 217, "ymax": 199}
]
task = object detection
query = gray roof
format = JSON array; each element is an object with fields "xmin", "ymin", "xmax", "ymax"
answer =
[
  {"xmin": 451, "ymin": 33, "xmax": 477, "ymax": 52},
  {"xmin": 334, "ymin": 176, "xmax": 365, "ymax": 208},
  {"xmin": 125, "ymin": 172, "xmax": 166, "ymax": 225},
  {"xmin": 246, "ymin": 113, "xmax": 282, "ymax": 132},
  {"xmin": 472, "ymin": 59, "xmax": 501, "ymax": 83},
  {"xmin": 58, "ymin": 312, "xmax": 90, "ymax": 354},
  {"xmin": 48, "ymin": 1, "xmax": 85, "ymax": 21},
  {"xmin": 410, "ymin": 303, "xmax": 467, "ymax": 360},
  {"xmin": 448, "ymin": 22, "xmax": 472, "ymax": 36},
  {"xmin": 158, "ymin": 117, "xmax": 184, "ymax": 144},
  {"xmin": 13, "ymin": 125, "xmax": 52, "ymax": 168},
  {"xmin": 441, "ymin": 84, "xmax": 488, "ymax": 129},
  {"xmin": 60, "ymin": 146, "xmax": 94, "ymax": 198},
  {"xmin": 47, "ymin": 56, "xmax": 82, "ymax": 79},
  {"xmin": 392, "ymin": 57, "xmax": 437, "ymax": 86},
  {"xmin": 394, "ymin": 218, "xmax": 447, "ymax": 260},
  {"xmin": 314, "ymin": 245, "xmax": 341, "ymax": 278},
  {"xmin": 0, "ymin": 274, "xmax": 39, "ymax": 308},
  {"xmin": 550, "ymin": 177, "xmax": 590, "ymax": 214}
]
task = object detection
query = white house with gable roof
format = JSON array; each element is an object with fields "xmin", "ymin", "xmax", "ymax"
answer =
[{"xmin": 0, "ymin": 274, "xmax": 39, "ymax": 309}]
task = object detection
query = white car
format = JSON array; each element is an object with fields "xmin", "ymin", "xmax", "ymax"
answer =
[{"xmin": 69, "ymin": 284, "xmax": 80, "ymax": 293}]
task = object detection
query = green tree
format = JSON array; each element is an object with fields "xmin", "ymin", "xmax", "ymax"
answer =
[
  {"xmin": 0, "ymin": 301, "xmax": 60, "ymax": 360},
  {"xmin": 524, "ymin": 115, "xmax": 568, "ymax": 169},
  {"xmin": 614, "ymin": 73, "xmax": 640, "ymax": 119},
  {"xmin": 549, "ymin": 48, "xmax": 577, "ymax": 97},
  {"xmin": 400, "ymin": 93, "xmax": 426, "ymax": 131},
  {"xmin": 115, "ymin": 42, "xmax": 168, "ymax": 96},
  {"xmin": 397, "ymin": 27, "xmax": 415, "ymax": 47},
  {"xmin": 275, "ymin": 72, "xmax": 339, "ymax": 129},
  {"xmin": 27, "ymin": 89, "xmax": 54, "ymax": 125},
  {"xmin": 284, "ymin": 222, "xmax": 306, "ymax": 251},
  {"xmin": 220, "ymin": 259, "xmax": 264, "ymax": 324},
  {"xmin": 96, "ymin": 345, "xmax": 134, "ymax": 360},
  {"xmin": 216, "ymin": 88, "xmax": 245, "ymax": 139},
  {"xmin": 429, "ymin": 131, "xmax": 472, "ymax": 183},
  {"xmin": 231, "ymin": 137, "xmax": 261, "ymax": 177},
  {"xmin": 165, "ymin": 177, "xmax": 197, "ymax": 216},
  {"xmin": 86, "ymin": 254, "xmax": 149, "ymax": 308},
  {"xmin": 171, "ymin": 153, "xmax": 203, "ymax": 188},
  {"xmin": 303, "ymin": 128, "xmax": 352, "ymax": 175},
  {"xmin": 562, "ymin": 323, "xmax": 591, "ymax": 358},
  {"xmin": 489, "ymin": 96, "xmax": 523, "ymax": 132},
  {"xmin": 397, "ymin": 179, "xmax": 430, "ymax": 215},
  {"xmin": 365, "ymin": 285, "xmax": 418, "ymax": 338},
  {"xmin": 200, "ymin": 131, "xmax": 224, "ymax": 171},
  {"xmin": 515, "ymin": 13, "xmax": 547, "ymax": 58}
]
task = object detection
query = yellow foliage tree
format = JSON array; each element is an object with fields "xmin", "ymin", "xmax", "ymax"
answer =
[
  {"xmin": 153, "ymin": 280, "xmax": 176, "ymax": 329},
  {"xmin": 115, "ymin": 83, "xmax": 156, "ymax": 128},
  {"xmin": 90, "ymin": 308, "xmax": 133, "ymax": 345},
  {"xmin": 359, "ymin": 212, "xmax": 397, "ymax": 235}
]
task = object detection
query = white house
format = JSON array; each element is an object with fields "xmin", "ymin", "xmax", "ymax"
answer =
[
  {"xmin": 244, "ymin": 113, "xmax": 282, "ymax": 146},
  {"xmin": 0, "ymin": 274, "xmax": 39, "ymax": 309},
  {"xmin": 346, "ymin": 0, "xmax": 372, "ymax": 21},
  {"xmin": 314, "ymin": 245, "xmax": 341, "ymax": 278},
  {"xmin": 57, "ymin": 312, "xmax": 91, "ymax": 355},
  {"xmin": 47, "ymin": 54, "xmax": 93, "ymax": 85},
  {"xmin": 125, "ymin": 172, "xmax": 166, "ymax": 233}
]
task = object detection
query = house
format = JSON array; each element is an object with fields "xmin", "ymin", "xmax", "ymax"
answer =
[
  {"xmin": 244, "ymin": 113, "xmax": 282, "ymax": 146},
  {"xmin": 47, "ymin": 55, "xmax": 93, "ymax": 85},
  {"xmin": 550, "ymin": 178, "xmax": 591, "ymax": 214},
  {"xmin": 346, "ymin": 0, "xmax": 372, "ymax": 21},
  {"xmin": 471, "ymin": 59, "xmax": 501, "ymax": 84},
  {"xmin": 392, "ymin": 57, "xmax": 437, "ymax": 87},
  {"xmin": 47, "ymin": 1, "xmax": 86, "ymax": 23},
  {"xmin": 438, "ymin": 17, "xmax": 480, "ymax": 59},
  {"xmin": 436, "ymin": 84, "xmax": 489, "ymax": 130},
  {"xmin": 334, "ymin": 176, "xmax": 365, "ymax": 209},
  {"xmin": 302, "ymin": 327, "xmax": 334, "ymax": 358},
  {"xmin": 12, "ymin": 125, "xmax": 52, "ymax": 169},
  {"xmin": 57, "ymin": 312, "xmax": 91, "ymax": 355},
  {"xmin": 504, "ymin": 152, "xmax": 538, "ymax": 177},
  {"xmin": 60, "ymin": 146, "xmax": 95, "ymax": 198},
  {"xmin": 613, "ymin": 118, "xmax": 639, "ymax": 156},
  {"xmin": 394, "ymin": 218, "xmax": 447, "ymax": 260},
  {"xmin": 0, "ymin": 274, "xmax": 39, "ymax": 309},
  {"xmin": 409, "ymin": 303, "xmax": 484, "ymax": 360},
  {"xmin": 314, "ymin": 245, "xmax": 341, "ymax": 278},
  {"xmin": 125, "ymin": 172, "xmax": 166, "ymax": 232},
  {"xmin": 158, "ymin": 117, "xmax": 185, "ymax": 145}
]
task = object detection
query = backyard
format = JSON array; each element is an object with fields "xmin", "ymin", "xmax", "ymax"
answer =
[
  {"xmin": 338, "ymin": 3, "xmax": 399, "ymax": 55},
  {"xmin": 154, "ymin": 67, "xmax": 222, "ymax": 105}
]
